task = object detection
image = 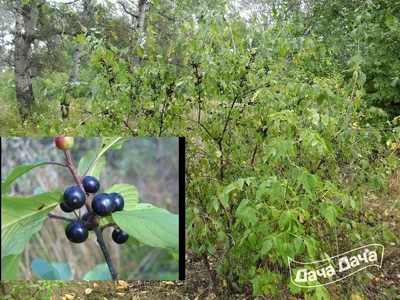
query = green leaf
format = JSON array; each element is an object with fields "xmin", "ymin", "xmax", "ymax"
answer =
[
  {"xmin": 357, "ymin": 71, "xmax": 366, "ymax": 87},
  {"xmin": 83, "ymin": 263, "xmax": 111, "ymax": 280},
  {"xmin": 260, "ymin": 240, "xmax": 273, "ymax": 254},
  {"xmin": 278, "ymin": 211, "xmax": 291, "ymax": 229},
  {"xmin": 1, "ymin": 190, "xmax": 62, "ymax": 268},
  {"xmin": 390, "ymin": 77, "xmax": 399, "ymax": 87},
  {"xmin": 98, "ymin": 137, "xmax": 130, "ymax": 156},
  {"xmin": 77, "ymin": 151, "xmax": 106, "ymax": 178},
  {"xmin": 52, "ymin": 262, "xmax": 73, "ymax": 280},
  {"xmin": 294, "ymin": 237, "xmax": 302, "ymax": 253},
  {"xmin": 169, "ymin": 249, "xmax": 179, "ymax": 261},
  {"xmin": 131, "ymin": 203, "xmax": 157, "ymax": 210},
  {"xmin": 151, "ymin": 6, "xmax": 158, "ymax": 16},
  {"xmin": 105, "ymin": 184, "xmax": 139, "ymax": 211},
  {"xmin": 208, "ymin": 244, "xmax": 216, "ymax": 255},
  {"xmin": 219, "ymin": 193, "xmax": 229, "ymax": 208},
  {"xmin": 31, "ymin": 259, "xmax": 72, "ymax": 280},
  {"xmin": 223, "ymin": 184, "xmax": 237, "ymax": 194},
  {"xmin": 319, "ymin": 203, "xmax": 340, "ymax": 226},
  {"xmin": 248, "ymin": 232, "xmax": 257, "ymax": 247},
  {"xmin": 1, "ymin": 254, "xmax": 21, "ymax": 280},
  {"xmin": 76, "ymin": 33, "xmax": 85, "ymax": 44},
  {"xmin": 112, "ymin": 207, "xmax": 178, "ymax": 249},
  {"xmin": 315, "ymin": 286, "xmax": 330, "ymax": 299},
  {"xmin": 1, "ymin": 158, "xmax": 47, "ymax": 195}
]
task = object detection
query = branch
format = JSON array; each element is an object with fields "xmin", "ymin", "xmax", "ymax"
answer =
[
  {"xmin": 100, "ymin": 222, "xmax": 117, "ymax": 232},
  {"xmin": 123, "ymin": 121, "xmax": 138, "ymax": 136},
  {"xmin": 47, "ymin": 213, "xmax": 76, "ymax": 222},
  {"xmin": 94, "ymin": 226, "xmax": 118, "ymax": 280},
  {"xmin": 27, "ymin": 28, "xmax": 78, "ymax": 41},
  {"xmin": 117, "ymin": 1, "xmax": 138, "ymax": 19},
  {"xmin": 158, "ymin": 9, "xmax": 175, "ymax": 22},
  {"xmin": 64, "ymin": 150, "xmax": 93, "ymax": 213},
  {"xmin": 179, "ymin": 115, "xmax": 218, "ymax": 142}
]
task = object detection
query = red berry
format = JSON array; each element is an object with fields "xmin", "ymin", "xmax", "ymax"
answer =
[{"xmin": 55, "ymin": 137, "xmax": 74, "ymax": 150}]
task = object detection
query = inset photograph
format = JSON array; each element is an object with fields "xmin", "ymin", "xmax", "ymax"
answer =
[{"xmin": 1, "ymin": 137, "xmax": 181, "ymax": 281}]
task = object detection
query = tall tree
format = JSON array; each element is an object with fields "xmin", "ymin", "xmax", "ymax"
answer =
[
  {"xmin": 13, "ymin": 0, "xmax": 43, "ymax": 120},
  {"xmin": 117, "ymin": 0, "xmax": 149, "ymax": 72}
]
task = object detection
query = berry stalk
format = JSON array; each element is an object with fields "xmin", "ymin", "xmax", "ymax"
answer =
[
  {"xmin": 94, "ymin": 226, "xmax": 118, "ymax": 280},
  {"xmin": 63, "ymin": 150, "xmax": 93, "ymax": 213}
]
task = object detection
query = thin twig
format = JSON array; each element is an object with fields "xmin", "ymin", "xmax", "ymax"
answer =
[
  {"xmin": 100, "ymin": 222, "xmax": 117, "ymax": 232},
  {"xmin": 47, "ymin": 213, "xmax": 76, "ymax": 223}
]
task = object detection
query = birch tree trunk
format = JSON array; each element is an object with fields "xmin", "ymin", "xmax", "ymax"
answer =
[
  {"xmin": 130, "ymin": 0, "xmax": 148, "ymax": 72},
  {"xmin": 61, "ymin": 0, "xmax": 92, "ymax": 119},
  {"xmin": 14, "ymin": 0, "xmax": 41, "ymax": 120}
]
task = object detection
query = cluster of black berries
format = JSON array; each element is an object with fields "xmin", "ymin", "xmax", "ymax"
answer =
[{"xmin": 59, "ymin": 175, "xmax": 129, "ymax": 244}]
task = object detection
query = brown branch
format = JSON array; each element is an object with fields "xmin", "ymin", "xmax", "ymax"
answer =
[
  {"xmin": 100, "ymin": 222, "xmax": 117, "ymax": 232},
  {"xmin": 117, "ymin": 1, "xmax": 138, "ymax": 19},
  {"xmin": 64, "ymin": 150, "xmax": 92, "ymax": 213}
]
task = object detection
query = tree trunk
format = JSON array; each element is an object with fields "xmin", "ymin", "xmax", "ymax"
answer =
[
  {"xmin": 61, "ymin": 0, "xmax": 92, "ymax": 119},
  {"xmin": 130, "ymin": 0, "xmax": 148, "ymax": 72},
  {"xmin": 14, "ymin": 0, "xmax": 40, "ymax": 120},
  {"xmin": 62, "ymin": 41, "xmax": 84, "ymax": 119}
]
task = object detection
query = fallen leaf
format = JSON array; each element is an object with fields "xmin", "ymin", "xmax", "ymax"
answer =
[
  {"xmin": 164, "ymin": 281, "xmax": 175, "ymax": 285},
  {"xmin": 64, "ymin": 294, "xmax": 75, "ymax": 300},
  {"xmin": 370, "ymin": 276, "xmax": 379, "ymax": 283},
  {"xmin": 205, "ymin": 293, "xmax": 217, "ymax": 300},
  {"xmin": 93, "ymin": 283, "xmax": 100, "ymax": 289},
  {"xmin": 116, "ymin": 293, "xmax": 125, "ymax": 296},
  {"xmin": 85, "ymin": 288, "xmax": 93, "ymax": 295},
  {"xmin": 116, "ymin": 280, "xmax": 128, "ymax": 290},
  {"xmin": 351, "ymin": 295, "xmax": 363, "ymax": 300},
  {"xmin": 298, "ymin": 212, "xmax": 305, "ymax": 223}
]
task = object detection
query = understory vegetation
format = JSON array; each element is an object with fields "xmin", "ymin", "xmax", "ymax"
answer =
[{"xmin": 0, "ymin": 0, "xmax": 399, "ymax": 298}]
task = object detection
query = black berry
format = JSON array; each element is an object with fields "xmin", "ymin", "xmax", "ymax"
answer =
[
  {"xmin": 110, "ymin": 193, "xmax": 124, "ymax": 212},
  {"xmin": 82, "ymin": 176, "xmax": 100, "ymax": 194},
  {"xmin": 112, "ymin": 229, "xmax": 129, "ymax": 244},
  {"xmin": 82, "ymin": 212, "xmax": 97, "ymax": 230},
  {"xmin": 82, "ymin": 212, "xmax": 92, "ymax": 222},
  {"xmin": 63, "ymin": 186, "xmax": 86, "ymax": 209},
  {"xmin": 60, "ymin": 202, "xmax": 74, "ymax": 213},
  {"xmin": 91, "ymin": 193, "xmax": 115, "ymax": 216},
  {"xmin": 65, "ymin": 221, "xmax": 88, "ymax": 243}
]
